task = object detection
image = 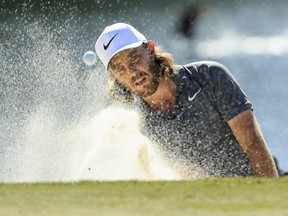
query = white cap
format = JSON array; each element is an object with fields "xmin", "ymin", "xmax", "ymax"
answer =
[{"xmin": 95, "ymin": 23, "xmax": 147, "ymax": 70}]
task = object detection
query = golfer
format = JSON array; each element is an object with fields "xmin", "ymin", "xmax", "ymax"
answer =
[{"xmin": 95, "ymin": 23, "xmax": 278, "ymax": 178}]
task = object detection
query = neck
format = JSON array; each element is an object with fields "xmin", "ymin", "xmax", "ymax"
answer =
[{"xmin": 142, "ymin": 76, "xmax": 176, "ymax": 112}]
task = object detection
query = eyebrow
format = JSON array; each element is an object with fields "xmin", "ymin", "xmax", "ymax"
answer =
[
  {"xmin": 109, "ymin": 61, "xmax": 120, "ymax": 70},
  {"xmin": 109, "ymin": 47, "xmax": 141, "ymax": 69}
]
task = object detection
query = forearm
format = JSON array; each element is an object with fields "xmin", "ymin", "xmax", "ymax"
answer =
[
  {"xmin": 245, "ymin": 140, "xmax": 278, "ymax": 178},
  {"xmin": 228, "ymin": 110, "xmax": 278, "ymax": 178}
]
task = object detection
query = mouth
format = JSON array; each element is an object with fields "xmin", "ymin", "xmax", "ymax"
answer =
[{"xmin": 135, "ymin": 76, "xmax": 147, "ymax": 86}]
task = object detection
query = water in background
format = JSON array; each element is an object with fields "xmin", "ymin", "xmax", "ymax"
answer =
[{"xmin": 0, "ymin": 0, "xmax": 287, "ymax": 182}]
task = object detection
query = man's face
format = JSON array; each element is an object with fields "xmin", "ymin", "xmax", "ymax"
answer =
[{"xmin": 108, "ymin": 42, "xmax": 160, "ymax": 98}]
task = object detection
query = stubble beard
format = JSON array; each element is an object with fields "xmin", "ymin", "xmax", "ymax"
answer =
[{"xmin": 131, "ymin": 65, "xmax": 161, "ymax": 98}]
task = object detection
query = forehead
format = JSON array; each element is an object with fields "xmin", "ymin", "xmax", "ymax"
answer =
[
  {"xmin": 109, "ymin": 45, "xmax": 145, "ymax": 66},
  {"xmin": 114, "ymin": 48, "xmax": 136, "ymax": 59}
]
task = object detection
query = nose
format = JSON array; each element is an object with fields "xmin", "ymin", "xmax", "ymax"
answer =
[{"xmin": 128, "ymin": 63, "xmax": 138, "ymax": 73}]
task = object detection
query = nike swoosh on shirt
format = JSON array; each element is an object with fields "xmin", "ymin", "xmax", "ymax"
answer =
[
  {"xmin": 103, "ymin": 33, "xmax": 118, "ymax": 50},
  {"xmin": 188, "ymin": 88, "xmax": 201, "ymax": 102}
]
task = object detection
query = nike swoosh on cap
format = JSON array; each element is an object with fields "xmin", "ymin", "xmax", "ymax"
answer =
[
  {"xmin": 103, "ymin": 33, "xmax": 118, "ymax": 50},
  {"xmin": 188, "ymin": 88, "xmax": 201, "ymax": 102}
]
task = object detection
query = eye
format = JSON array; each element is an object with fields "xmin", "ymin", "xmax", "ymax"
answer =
[
  {"xmin": 115, "ymin": 65, "xmax": 124, "ymax": 72},
  {"xmin": 130, "ymin": 55, "xmax": 139, "ymax": 64}
]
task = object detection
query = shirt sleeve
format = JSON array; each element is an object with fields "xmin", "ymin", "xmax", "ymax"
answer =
[{"xmin": 197, "ymin": 61, "xmax": 253, "ymax": 121}]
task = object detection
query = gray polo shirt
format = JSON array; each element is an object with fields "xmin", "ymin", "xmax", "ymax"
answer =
[{"xmin": 139, "ymin": 61, "xmax": 254, "ymax": 177}]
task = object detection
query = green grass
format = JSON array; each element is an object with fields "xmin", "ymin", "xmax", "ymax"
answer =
[{"xmin": 1, "ymin": 177, "xmax": 288, "ymax": 216}]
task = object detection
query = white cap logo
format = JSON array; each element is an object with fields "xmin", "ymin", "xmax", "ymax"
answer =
[{"xmin": 95, "ymin": 23, "xmax": 147, "ymax": 71}]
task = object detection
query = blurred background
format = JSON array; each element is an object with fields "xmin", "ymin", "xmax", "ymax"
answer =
[{"xmin": 0, "ymin": 0, "xmax": 287, "ymax": 182}]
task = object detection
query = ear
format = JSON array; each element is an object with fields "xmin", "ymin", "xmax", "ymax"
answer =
[{"xmin": 147, "ymin": 40, "xmax": 155, "ymax": 53}]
